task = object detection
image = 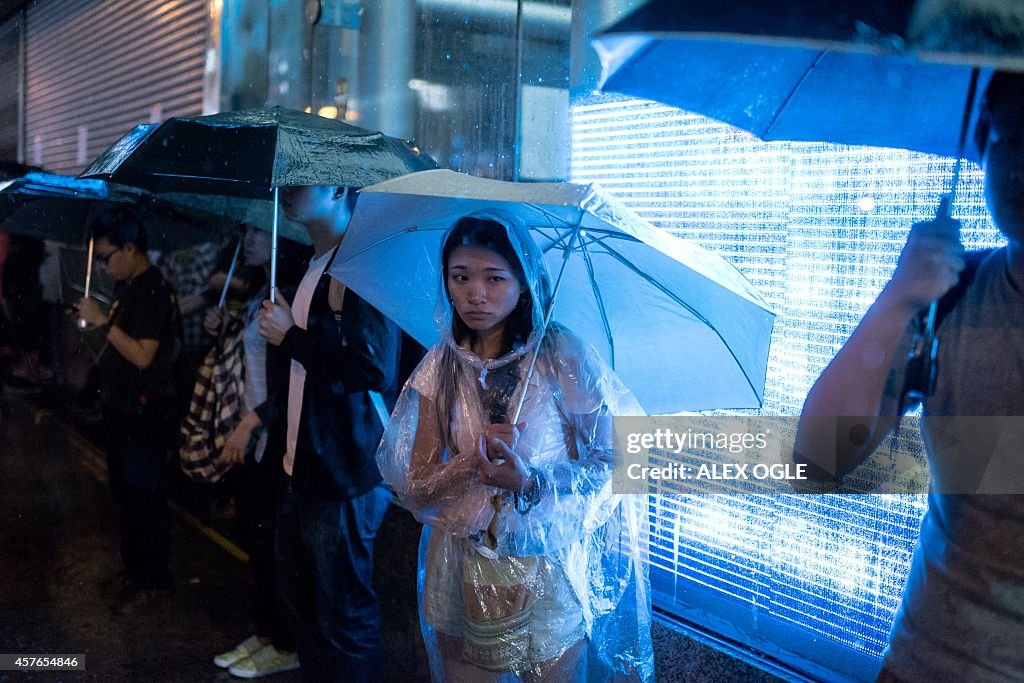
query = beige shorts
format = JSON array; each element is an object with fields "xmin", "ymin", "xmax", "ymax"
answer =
[{"xmin": 423, "ymin": 536, "xmax": 586, "ymax": 666}]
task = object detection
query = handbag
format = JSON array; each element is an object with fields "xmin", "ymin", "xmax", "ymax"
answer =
[
  {"xmin": 179, "ymin": 318, "xmax": 246, "ymax": 482},
  {"xmin": 460, "ymin": 536, "xmax": 540, "ymax": 671}
]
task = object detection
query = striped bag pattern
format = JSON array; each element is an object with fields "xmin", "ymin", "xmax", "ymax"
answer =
[{"xmin": 179, "ymin": 322, "xmax": 245, "ymax": 482}]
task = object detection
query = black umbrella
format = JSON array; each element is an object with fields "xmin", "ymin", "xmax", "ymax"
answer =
[
  {"xmin": 593, "ymin": 0, "xmax": 1024, "ymax": 160},
  {"xmin": 80, "ymin": 108, "xmax": 437, "ymax": 197},
  {"xmin": 81, "ymin": 108, "xmax": 437, "ymax": 300},
  {"xmin": 0, "ymin": 171, "xmax": 240, "ymax": 250},
  {"xmin": 0, "ymin": 171, "xmax": 244, "ymax": 319}
]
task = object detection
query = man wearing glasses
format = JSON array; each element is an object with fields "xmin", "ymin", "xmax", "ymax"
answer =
[{"xmin": 77, "ymin": 206, "xmax": 183, "ymax": 615}]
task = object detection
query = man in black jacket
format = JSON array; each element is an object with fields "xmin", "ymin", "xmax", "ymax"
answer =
[{"xmin": 259, "ymin": 185, "xmax": 399, "ymax": 682}]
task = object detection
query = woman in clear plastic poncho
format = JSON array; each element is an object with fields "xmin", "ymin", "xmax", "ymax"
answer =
[{"xmin": 376, "ymin": 211, "xmax": 653, "ymax": 681}]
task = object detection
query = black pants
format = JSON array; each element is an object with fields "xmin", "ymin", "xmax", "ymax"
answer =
[
  {"xmin": 240, "ymin": 457, "xmax": 294, "ymax": 650},
  {"xmin": 275, "ymin": 478, "xmax": 389, "ymax": 682},
  {"xmin": 103, "ymin": 404, "xmax": 171, "ymax": 590}
]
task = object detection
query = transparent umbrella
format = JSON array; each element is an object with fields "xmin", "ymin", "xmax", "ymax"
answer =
[{"xmin": 331, "ymin": 169, "xmax": 775, "ymax": 415}]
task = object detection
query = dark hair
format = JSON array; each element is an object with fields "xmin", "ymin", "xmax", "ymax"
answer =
[
  {"xmin": 232, "ymin": 230, "xmax": 313, "ymax": 300},
  {"xmin": 441, "ymin": 216, "xmax": 533, "ymax": 355},
  {"xmin": 89, "ymin": 205, "xmax": 148, "ymax": 253},
  {"xmin": 338, "ymin": 186, "xmax": 358, "ymax": 213},
  {"xmin": 974, "ymin": 71, "xmax": 1024, "ymax": 159}
]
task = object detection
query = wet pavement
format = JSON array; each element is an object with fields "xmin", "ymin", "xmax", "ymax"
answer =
[{"xmin": 0, "ymin": 389, "xmax": 429, "ymax": 682}]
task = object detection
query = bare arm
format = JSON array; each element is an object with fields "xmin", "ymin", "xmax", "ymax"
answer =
[
  {"xmin": 795, "ymin": 218, "xmax": 964, "ymax": 478},
  {"xmin": 105, "ymin": 327, "xmax": 160, "ymax": 370},
  {"xmin": 401, "ymin": 394, "xmax": 486, "ymax": 518},
  {"xmin": 410, "ymin": 394, "xmax": 444, "ymax": 480},
  {"xmin": 77, "ymin": 296, "xmax": 160, "ymax": 369}
]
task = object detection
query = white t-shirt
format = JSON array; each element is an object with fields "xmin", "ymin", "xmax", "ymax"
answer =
[
  {"xmin": 242, "ymin": 298, "xmax": 269, "ymax": 462},
  {"xmin": 283, "ymin": 249, "xmax": 334, "ymax": 475}
]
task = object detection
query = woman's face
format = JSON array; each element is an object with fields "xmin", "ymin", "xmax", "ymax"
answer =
[
  {"xmin": 242, "ymin": 228, "xmax": 272, "ymax": 267},
  {"xmin": 446, "ymin": 244, "xmax": 524, "ymax": 338}
]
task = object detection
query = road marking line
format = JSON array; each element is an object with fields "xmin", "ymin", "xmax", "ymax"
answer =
[{"xmin": 61, "ymin": 422, "xmax": 250, "ymax": 565}]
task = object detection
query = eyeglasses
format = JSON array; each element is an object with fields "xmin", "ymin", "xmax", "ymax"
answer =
[{"xmin": 96, "ymin": 248, "xmax": 120, "ymax": 265}]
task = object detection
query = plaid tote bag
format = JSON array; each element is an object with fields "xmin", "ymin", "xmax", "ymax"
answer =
[{"xmin": 179, "ymin": 320, "xmax": 246, "ymax": 482}]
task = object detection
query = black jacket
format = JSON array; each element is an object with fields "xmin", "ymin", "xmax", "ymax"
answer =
[
  {"xmin": 274, "ymin": 270, "xmax": 400, "ymax": 502},
  {"xmin": 253, "ymin": 285, "xmax": 297, "ymax": 472}
]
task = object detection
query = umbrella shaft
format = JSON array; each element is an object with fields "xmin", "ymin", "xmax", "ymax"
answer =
[
  {"xmin": 84, "ymin": 235, "xmax": 94, "ymax": 299},
  {"xmin": 511, "ymin": 227, "xmax": 580, "ymax": 423},
  {"xmin": 270, "ymin": 186, "xmax": 279, "ymax": 304},
  {"xmin": 219, "ymin": 240, "xmax": 242, "ymax": 309},
  {"xmin": 78, "ymin": 236, "xmax": 95, "ymax": 330}
]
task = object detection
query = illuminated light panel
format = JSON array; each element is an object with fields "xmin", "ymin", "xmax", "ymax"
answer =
[{"xmin": 572, "ymin": 97, "xmax": 1005, "ymax": 680}]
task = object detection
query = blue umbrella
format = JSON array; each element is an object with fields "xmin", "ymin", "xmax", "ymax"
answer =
[
  {"xmin": 592, "ymin": 0, "xmax": 1024, "ymax": 160},
  {"xmin": 592, "ymin": 0, "xmax": 1024, "ymax": 405}
]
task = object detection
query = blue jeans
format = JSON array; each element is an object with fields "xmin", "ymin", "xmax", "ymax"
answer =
[{"xmin": 276, "ymin": 477, "xmax": 390, "ymax": 682}]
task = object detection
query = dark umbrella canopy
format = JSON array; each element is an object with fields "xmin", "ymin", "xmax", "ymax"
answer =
[
  {"xmin": 0, "ymin": 161, "xmax": 40, "ymax": 181},
  {"xmin": 80, "ymin": 108, "xmax": 438, "ymax": 198},
  {"xmin": 593, "ymin": 0, "xmax": 1024, "ymax": 160},
  {"xmin": 0, "ymin": 171, "xmax": 241, "ymax": 250}
]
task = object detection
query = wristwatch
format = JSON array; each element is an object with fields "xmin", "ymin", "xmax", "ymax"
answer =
[{"xmin": 514, "ymin": 468, "xmax": 545, "ymax": 514}]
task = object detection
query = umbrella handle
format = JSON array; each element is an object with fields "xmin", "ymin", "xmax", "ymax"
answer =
[
  {"xmin": 908, "ymin": 194, "xmax": 961, "ymax": 407},
  {"xmin": 78, "ymin": 235, "xmax": 95, "ymax": 330}
]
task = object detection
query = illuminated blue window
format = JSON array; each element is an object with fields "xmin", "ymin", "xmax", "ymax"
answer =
[{"xmin": 571, "ymin": 98, "xmax": 1005, "ymax": 681}]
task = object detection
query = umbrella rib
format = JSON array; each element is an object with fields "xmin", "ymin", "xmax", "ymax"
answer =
[
  {"xmin": 535, "ymin": 224, "xmax": 576, "ymax": 254},
  {"xmin": 525, "ymin": 202, "xmax": 577, "ymax": 230},
  {"xmin": 535, "ymin": 224, "xmax": 640, "ymax": 255},
  {"xmin": 577, "ymin": 231, "xmax": 641, "ymax": 253},
  {"xmin": 762, "ymin": 50, "xmax": 827, "ymax": 140},
  {"xmin": 342, "ymin": 224, "xmax": 449, "ymax": 260},
  {"xmin": 599, "ymin": 241, "xmax": 763, "ymax": 404},
  {"xmin": 578, "ymin": 239, "xmax": 615, "ymax": 370}
]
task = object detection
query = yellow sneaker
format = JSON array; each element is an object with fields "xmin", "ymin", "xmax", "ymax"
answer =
[
  {"xmin": 213, "ymin": 635, "xmax": 266, "ymax": 669},
  {"xmin": 228, "ymin": 645, "xmax": 300, "ymax": 678}
]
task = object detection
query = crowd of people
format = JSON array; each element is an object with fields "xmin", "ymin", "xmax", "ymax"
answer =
[
  {"xmin": 37, "ymin": 178, "xmax": 655, "ymax": 682},
  {"xmin": 0, "ymin": 69, "xmax": 1020, "ymax": 683}
]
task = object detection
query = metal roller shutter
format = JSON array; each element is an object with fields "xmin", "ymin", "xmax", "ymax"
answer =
[
  {"xmin": 0, "ymin": 14, "xmax": 21, "ymax": 160},
  {"xmin": 25, "ymin": 0, "xmax": 207, "ymax": 174}
]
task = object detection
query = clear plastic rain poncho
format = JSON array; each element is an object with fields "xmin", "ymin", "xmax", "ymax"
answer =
[{"xmin": 377, "ymin": 210, "xmax": 654, "ymax": 681}]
